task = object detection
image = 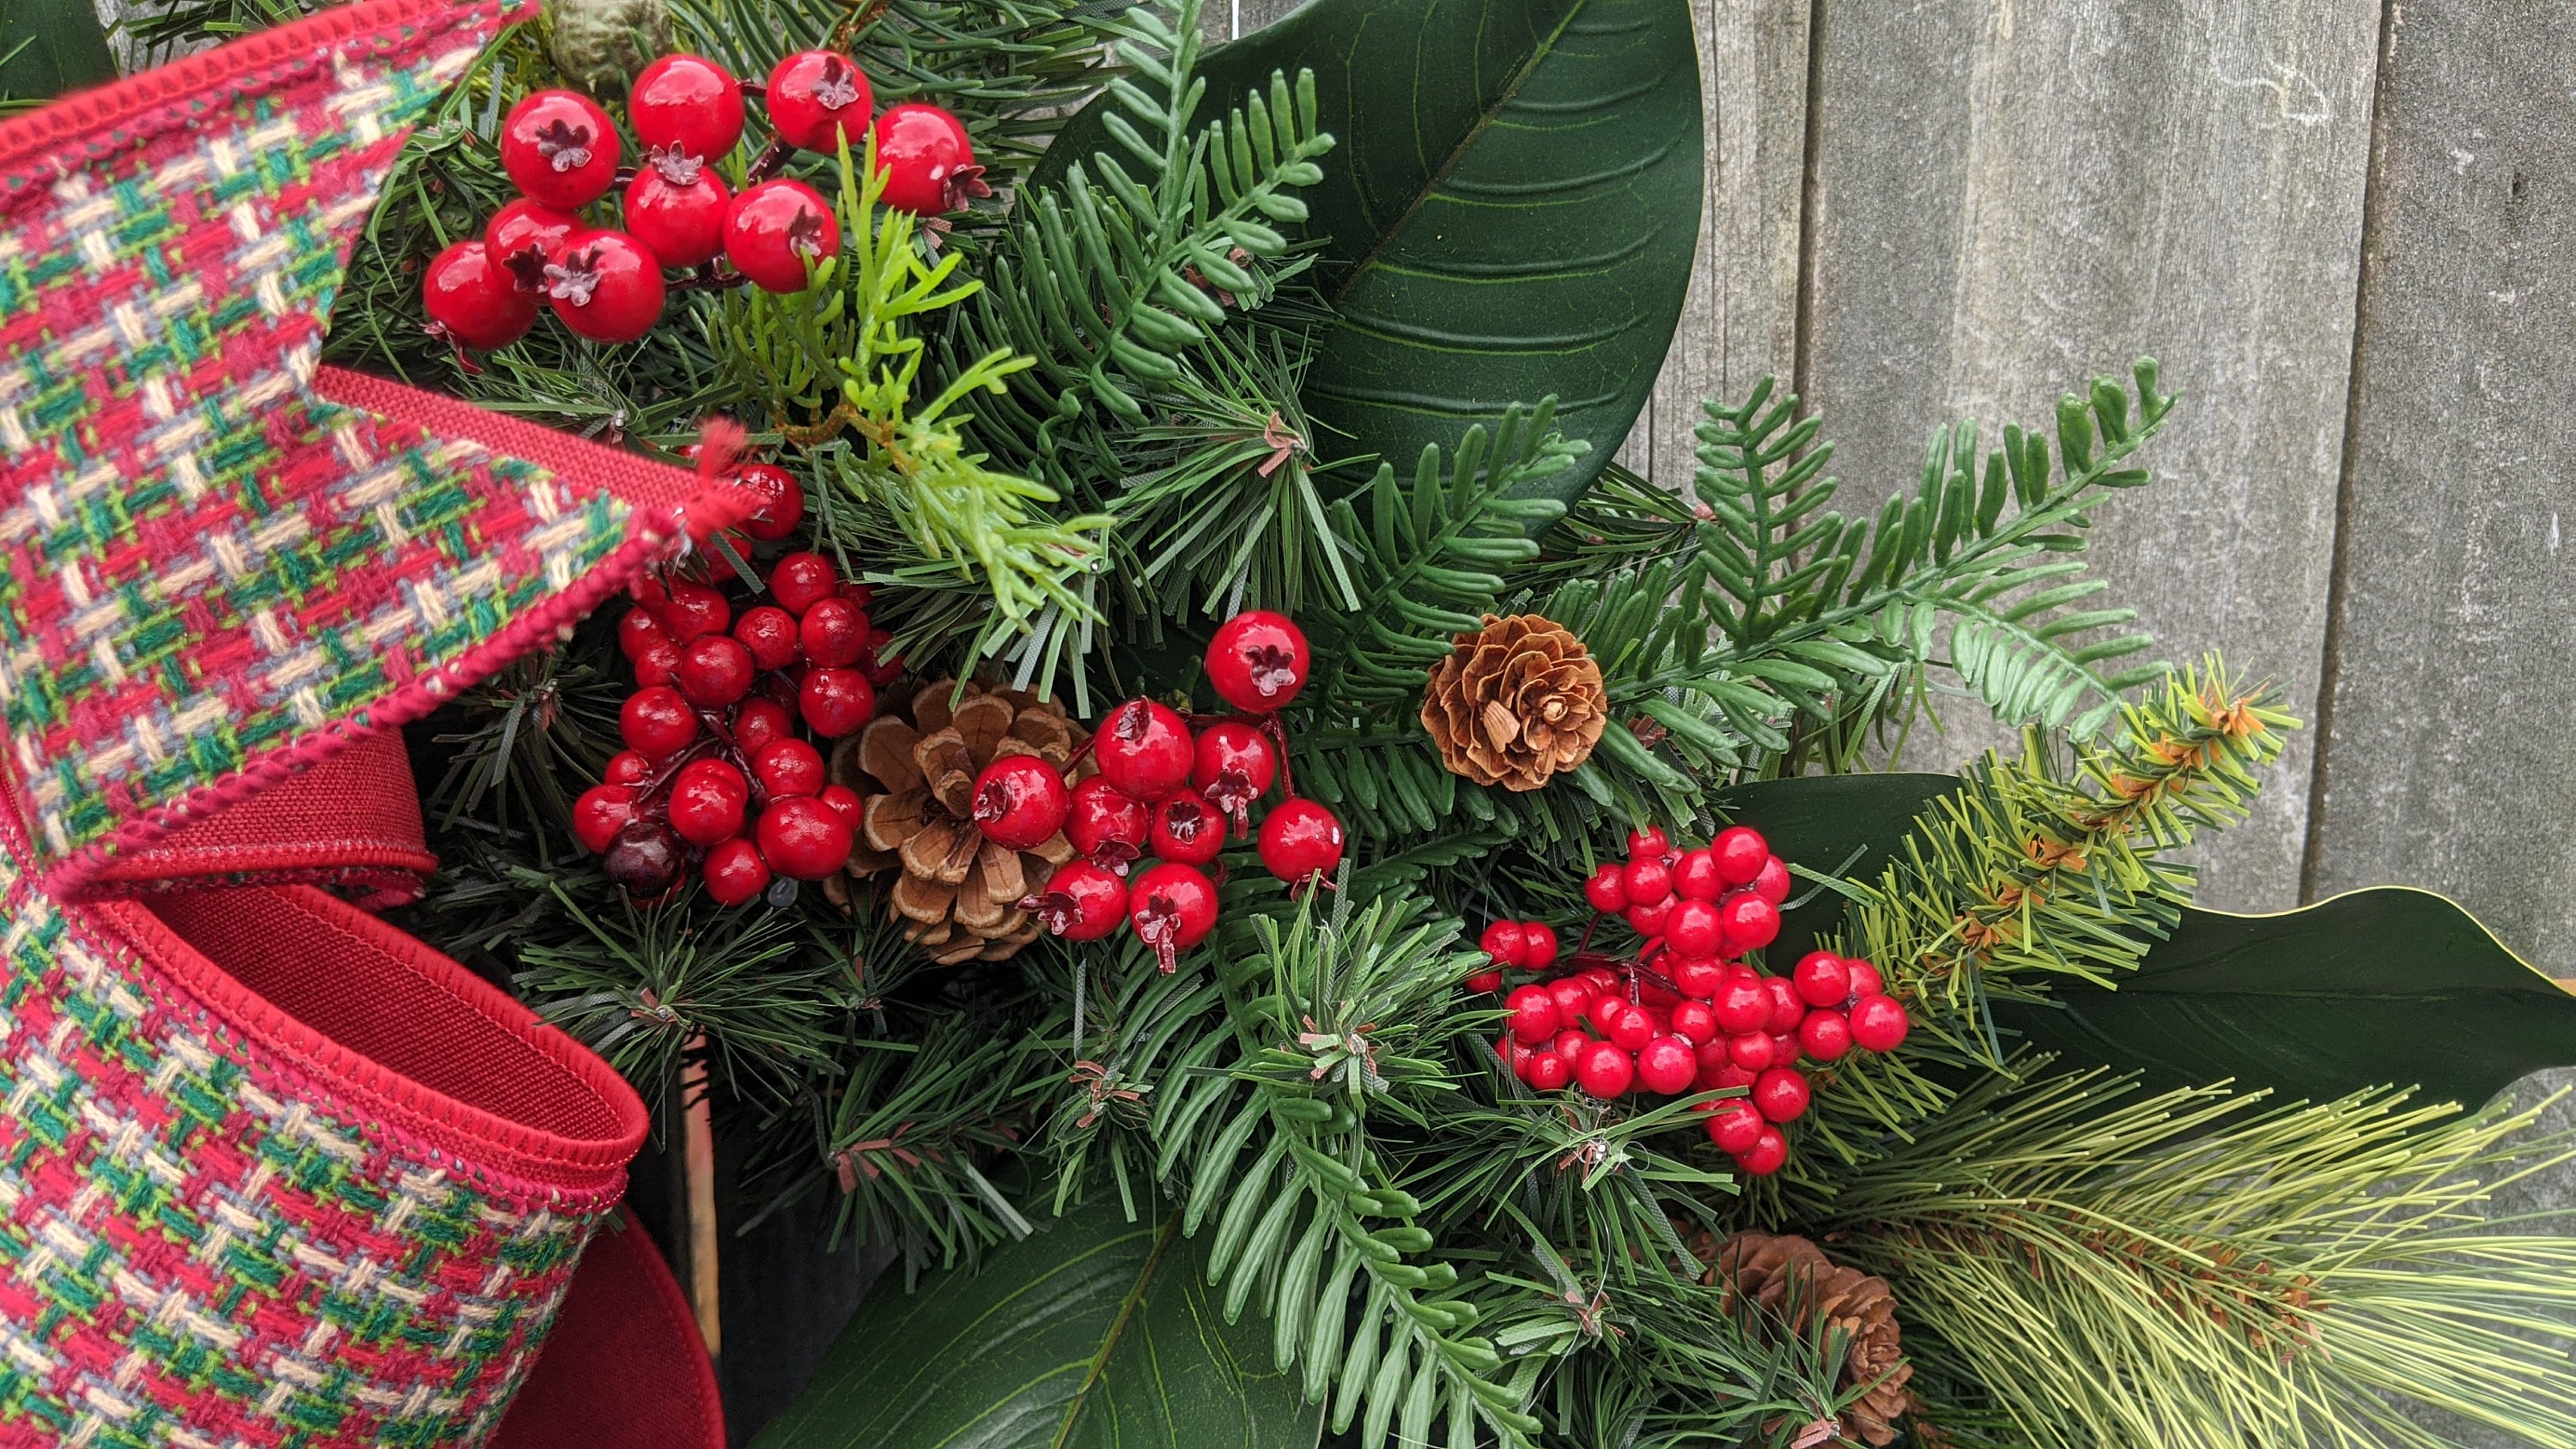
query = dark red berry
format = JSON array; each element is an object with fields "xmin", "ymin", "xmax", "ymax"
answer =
[
  {"xmin": 819, "ymin": 784, "xmax": 864, "ymax": 829},
  {"xmin": 860, "ymin": 627, "xmax": 903, "ymax": 688},
  {"xmin": 751, "ymin": 737, "xmax": 825, "ymax": 799},
  {"xmin": 1022, "ymin": 859, "xmax": 1127, "ymax": 942},
  {"xmin": 422, "ymin": 241, "xmax": 537, "ymax": 349},
  {"xmin": 625, "ymin": 163, "xmax": 732, "ymax": 269},
  {"xmin": 630, "ymin": 53, "xmax": 744, "ymax": 161},
  {"xmin": 1719, "ymin": 892, "xmax": 1781, "ymax": 954},
  {"xmin": 1256, "ymin": 798, "xmax": 1342, "ymax": 884},
  {"xmin": 769, "ymin": 551, "xmax": 840, "ymax": 614},
  {"xmin": 1066, "ymin": 776, "xmax": 1151, "ymax": 872},
  {"xmin": 1204, "ymin": 610, "xmax": 1309, "ymax": 714},
  {"xmin": 1148, "ymin": 792, "xmax": 1223, "ymax": 866},
  {"xmin": 1504, "ymin": 985, "xmax": 1558, "ymax": 1045},
  {"xmin": 733, "ymin": 604, "xmax": 801, "ymax": 671},
  {"xmin": 974, "ymin": 755, "xmax": 1072, "ymax": 850},
  {"xmin": 799, "ymin": 596, "xmax": 869, "ymax": 667},
  {"xmin": 1583, "ymin": 862, "xmax": 1628, "ymax": 913},
  {"xmin": 702, "ymin": 836, "xmax": 771, "ymax": 906},
  {"xmin": 756, "ymin": 795, "xmax": 853, "ymax": 880},
  {"xmin": 659, "ymin": 581, "xmax": 731, "ymax": 640},
  {"xmin": 501, "ymin": 90, "xmax": 619, "ymax": 208},
  {"xmin": 677, "ymin": 634, "xmax": 756, "ymax": 707},
  {"xmin": 604, "ymin": 750, "xmax": 654, "ymax": 787},
  {"xmin": 1670, "ymin": 847, "xmax": 1723, "ymax": 902},
  {"xmin": 1848, "ymin": 994, "xmax": 1910, "ymax": 1052},
  {"xmin": 799, "ymin": 667, "xmax": 876, "ymax": 737},
  {"xmin": 484, "ymin": 198, "xmax": 580, "ymax": 289},
  {"xmin": 1188, "ymin": 719, "xmax": 1276, "ymax": 833},
  {"xmin": 1752, "ymin": 1067, "xmax": 1809, "ymax": 1124},
  {"xmin": 545, "ymin": 230, "xmax": 665, "ymax": 343},
  {"xmin": 1521, "ymin": 922, "xmax": 1558, "ymax": 969},
  {"xmin": 1637, "ymin": 1035, "xmax": 1697, "ymax": 1094},
  {"xmin": 633, "ymin": 640, "xmax": 682, "ymax": 688},
  {"xmin": 1792, "ymin": 952, "xmax": 1850, "ymax": 1008},
  {"xmin": 1712, "ymin": 826, "xmax": 1769, "ymax": 886},
  {"xmin": 1479, "ymin": 921, "xmax": 1528, "ymax": 967},
  {"xmin": 1752, "ymin": 854, "xmax": 1791, "ymax": 905},
  {"xmin": 725, "ymin": 179, "xmax": 839, "ymax": 293},
  {"xmin": 605, "ymin": 820, "xmax": 684, "ymax": 897},
  {"xmin": 871, "ymin": 102, "xmax": 985, "ymax": 214},
  {"xmin": 1128, "ymin": 861, "xmax": 1218, "ymax": 973},
  {"xmin": 1575, "ymin": 1040, "xmax": 1633, "ymax": 1099},
  {"xmin": 669, "ymin": 758, "xmax": 750, "ymax": 846},
  {"xmin": 732, "ymin": 462, "xmax": 804, "ymax": 543},
  {"xmin": 572, "ymin": 785, "xmax": 636, "ymax": 852},
  {"xmin": 619, "ymin": 607, "xmax": 670, "ymax": 661},
  {"xmin": 1704, "ymin": 1099, "xmax": 1765, "ymax": 1155},
  {"xmin": 732, "ymin": 695, "xmax": 794, "ymax": 755},
  {"xmin": 1799, "ymin": 1009, "xmax": 1851, "ymax": 1062},
  {"xmin": 765, "ymin": 50, "xmax": 872, "ymax": 153},
  {"xmin": 621, "ymin": 685, "xmax": 699, "ymax": 759},
  {"xmin": 1735, "ymin": 1126, "xmax": 1788, "ymax": 1176},
  {"xmin": 1094, "ymin": 699, "xmax": 1193, "ymax": 800}
]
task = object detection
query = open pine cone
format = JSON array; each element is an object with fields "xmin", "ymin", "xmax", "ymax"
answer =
[
  {"xmin": 827, "ymin": 679, "xmax": 1083, "ymax": 965},
  {"xmin": 1707, "ymin": 1231, "xmax": 1915, "ymax": 1446},
  {"xmin": 1420, "ymin": 613, "xmax": 1607, "ymax": 791}
]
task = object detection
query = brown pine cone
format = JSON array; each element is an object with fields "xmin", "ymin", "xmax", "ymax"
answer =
[
  {"xmin": 827, "ymin": 679, "xmax": 1082, "ymax": 965},
  {"xmin": 1419, "ymin": 614, "xmax": 1607, "ymax": 791},
  {"xmin": 1709, "ymin": 1232, "xmax": 1915, "ymax": 1447}
]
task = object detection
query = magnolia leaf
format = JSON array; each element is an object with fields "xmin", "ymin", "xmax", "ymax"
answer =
[
  {"xmin": 752, "ymin": 1192, "xmax": 1319, "ymax": 1449},
  {"xmin": 0, "ymin": 0, "xmax": 116, "ymax": 101},
  {"xmin": 1716, "ymin": 773, "xmax": 1961, "ymax": 967}
]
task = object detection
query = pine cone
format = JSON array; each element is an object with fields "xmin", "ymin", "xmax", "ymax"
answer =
[
  {"xmin": 1420, "ymin": 614, "xmax": 1607, "ymax": 791},
  {"xmin": 827, "ymin": 680, "xmax": 1082, "ymax": 965},
  {"xmin": 544, "ymin": 0, "xmax": 671, "ymax": 94},
  {"xmin": 1708, "ymin": 1232, "xmax": 1915, "ymax": 1447}
]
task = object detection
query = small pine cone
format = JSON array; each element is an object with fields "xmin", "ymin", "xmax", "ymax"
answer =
[
  {"xmin": 1708, "ymin": 1231, "xmax": 1916, "ymax": 1447},
  {"xmin": 1419, "ymin": 614, "xmax": 1607, "ymax": 791},
  {"xmin": 829, "ymin": 679, "xmax": 1083, "ymax": 964},
  {"xmin": 545, "ymin": 0, "xmax": 671, "ymax": 94}
]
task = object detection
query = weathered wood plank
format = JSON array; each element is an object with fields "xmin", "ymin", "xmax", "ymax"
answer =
[{"xmin": 1799, "ymin": 0, "xmax": 2380, "ymax": 912}]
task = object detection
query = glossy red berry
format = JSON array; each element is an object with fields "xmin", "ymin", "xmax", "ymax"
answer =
[
  {"xmin": 1546, "ymin": 980, "xmax": 1593, "ymax": 1027},
  {"xmin": 1604, "ymin": 1002, "xmax": 1656, "ymax": 1054},
  {"xmin": 1735, "ymin": 1126, "xmax": 1789, "ymax": 1176},
  {"xmin": 572, "ymin": 785, "xmax": 636, "ymax": 852},
  {"xmin": 1633, "ymin": 1036, "xmax": 1694, "ymax": 1094},
  {"xmin": 1625, "ymin": 895, "xmax": 1674, "ymax": 938},
  {"xmin": 621, "ymin": 685, "xmax": 699, "ymax": 759},
  {"xmin": 1128, "ymin": 861, "xmax": 1218, "ymax": 972},
  {"xmin": 501, "ymin": 90, "xmax": 619, "ymax": 208},
  {"xmin": 1190, "ymin": 719, "xmax": 1277, "ymax": 832},
  {"xmin": 659, "ymin": 581, "xmax": 731, "ymax": 641},
  {"xmin": 1066, "ymin": 776, "xmax": 1151, "ymax": 871},
  {"xmin": 1669, "ymin": 999, "xmax": 1716, "ymax": 1045},
  {"xmin": 633, "ymin": 640, "xmax": 682, "ymax": 689},
  {"xmin": 677, "ymin": 634, "xmax": 755, "ymax": 707},
  {"xmin": 1704, "ymin": 1099, "xmax": 1765, "ymax": 1155},
  {"xmin": 1727, "ymin": 1031, "xmax": 1776, "ymax": 1072},
  {"xmin": 484, "ymin": 198, "xmax": 580, "ymax": 288},
  {"xmin": 545, "ymin": 230, "xmax": 665, "ymax": 343},
  {"xmin": 819, "ymin": 783, "xmax": 864, "ymax": 829},
  {"xmin": 630, "ymin": 53, "xmax": 744, "ymax": 161},
  {"xmin": 1792, "ymin": 952, "xmax": 1850, "ymax": 1008},
  {"xmin": 1095, "ymin": 699, "xmax": 1194, "ymax": 800},
  {"xmin": 1844, "ymin": 959, "xmax": 1885, "ymax": 999},
  {"xmin": 1023, "ymin": 859, "xmax": 1128, "ymax": 941},
  {"xmin": 1624, "ymin": 855, "xmax": 1673, "ymax": 906},
  {"xmin": 1479, "ymin": 920, "xmax": 1528, "ymax": 967},
  {"xmin": 1464, "ymin": 969, "xmax": 1504, "ymax": 995},
  {"xmin": 1148, "ymin": 792, "xmax": 1223, "ymax": 866},
  {"xmin": 974, "ymin": 755, "xmax": 1072, "ymax": 850},
  {"xmin": 1752, "ymin": 1067, "xmax": 1810, "ymax": 1124},
  {"xmin": 1665, "ymin": 898, "xmax": 1722, "ymax": 957},
  {"xmin": 732, "ymin": 463, "xmax": 805, "ymax": 543},
  {"xmin": 624, "ymin": 161, "xmax": 732, "ymax": 270},
  {"xmin": 799, "ymin": 597, "xmax": 869, "ymax": 668},
  {"xmin": 1771, "ymin": 1030, "xmax": 1801, "ymax": 1068},
  {"xmin": 1504, "ymin": 985, "xmax": 1558, "ymax": 1045},
  {"xmin": 732, "ymin": 695, "xmax": 795, "ymax": 755},
  {"xmin": 765, "ymin": 50, "xmax": 872, "ymax": 153},
  {"xmin": 1626, "ymin": 826, "xmax": 1669, "ymax": 859},
  {"xmin": 1711, "ymin": 973, "xmax": 1771, "ymax": 1035},
  {"xmin": 1575, "ymin": 1040, "xmax": 1634, "ymax": 1099},
  {"xmin": 871, "ymin": 102, "xmax": 985, "ymax": 214},
  {"xmin": 1522, "ymin": 1050, "xmax": 1571, "ymax": 1091},
  {"xmin": 756, "ymin": 795, "xmax": 853, "ymax": 880},
  {"xmin": 1204, "ymin": 610, "xmax": 1309, "ymax": 712},
  {"xmin": 1664, "ymin": 846, "xmax": 1716, "ymax": 901},
  {"xmin": 669, "ymin": 758, "xmax": 750, "ymax": 846},
  {"xmin": 1752, "ymin": 854, "xmax": 1791, "ymax": 906},
  {"xmin": 732, "ymin": 604, "xmax": 800, "ymax": 671},
  {"xmin": 1798, "ymin": 1009, "xmax": 1851, "ymax": 1062},
  {"xmin": 1496, "ymin": 1034, "xmax": 1534, "ymax": 1077},
  {"xmin": 604, "ymin": 750, "xmax": 654, "ymax": 787},
  {"xmin": 619, "ymin": 608, "xmax": 670, "ymax": 662},
  {"xmin": 1670, "ymin": 956, "xmax": 1725, "ymax": 998},
  {"xmin": 1712, "ymin": 826, "xmax": 1770, "ymax": 886},
  {"xmin": 799, "ymin": 667, "xmax": 877, "ymax": 737},
  {"xmin": 860, "ymin": 627, "xmax": 903, "ymax": 688},
  {"xmin": 725, "ymin": 178, "xmax": 839, "ymax": 293},
  {"xmin": 1763, "ymin": 976, "xmax": 1806, "ymax": 1034},
  {"xmin": 1719, "ymin": 892, "xmax": 1781, "ymax": 953},
  {"xmin": 702, "ymin": 836, "xmax": 771, "ymax": 906},
  {"xmin": 769, "ymin": 552, "xmax": 840, "ymax": 614},
  {"xmin": 750, "ymin": 737, "xmax": 825, "ymax": 799},
  {"xmin": 1848, "ymin": 994, "xmax": 1911, "ymax": 1053},
  {"xmin": 1583, "ymin": 862, "xmax": 1629, "ymax": 913},
  {"xmin": 1255, "ymin": 797, "xmax": 1343, "ymax": 884},
  {"xmin": 1521, "ymin": 921, "xmax": 1559, "ymax": 970},
  {"xmin": 1551, "ymin": 1027, "xmax": 1592, "ymax": 1064},
  {"xmin": 422, "ymin": 241, "xmax": 537, "ymax": 349}
]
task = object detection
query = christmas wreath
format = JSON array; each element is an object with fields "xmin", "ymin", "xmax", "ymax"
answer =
[{"xmin": 109, "ymin": 0, "xmax": 2576, "ymax": 1443}]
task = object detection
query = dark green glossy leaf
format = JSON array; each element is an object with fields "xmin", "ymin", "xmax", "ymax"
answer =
[
  {"xmin": 752, "ymin": 1192, "xmax": 1320, "ymax": 1449},
  {"xmin": 1717, "ymin": 773, "xmax": 1961, "ymax": 967},
  {"xmin": 0, "ymin": 0, "xmax": 116, "ymax": 101}
]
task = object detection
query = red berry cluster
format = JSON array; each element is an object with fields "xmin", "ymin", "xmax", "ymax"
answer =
[
  {"xmin": 572, "ymin": 551, "xmax": 902, "ymax": 903},
  {"xmin": 424, "ymin": 50, "xmax": 983, "ymax": 350},
  {"xmin": 1019, "ymin": 610, "xmax": 1346, "ymax": 973},
  {"xmin": 1484, "ymin": 825, "xmax": 1913, "ymax": 1179}
]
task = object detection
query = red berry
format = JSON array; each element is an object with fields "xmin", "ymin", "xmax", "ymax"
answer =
[
  {"xmin": 659, "ymin": 582, "xmax": 731, "ymax": 642},
  {"xmin": 975, "ymin": 755, "xmax": 1072, "ymax": 850},
  {"xmin": 702, "ymin": 836, "xmax": 772, "ymax": 906},
  {"xmin": 1095, "ymin": 699, "xmax": 1194, "ymax": 800},
  {"xmin": 1727, "ymin": 1031, "xmax": 1776, "ymax": 1072},
  {"xmin": 1588, "ymin": 993, "xmax": 1628, "ymax": 1035},
  {"xmin": 1465, "ymin": 969, "xmax": 1504, "ymax": 995},
  {"xmin": 1665, "ymin": 898, "xmax": 1722, "ymax": 957},
  {"xmin": 1583, "ymin": 862, "xmax": 1629, "ymax": 913},
  {"xmin": 1479, "ymin": 920, "xmax": 1528, "ymax": 967},
  {"xmin": 1792, "ymin": 952, "xmax": 1850, "ymax": 1008},
  {"xmin": 1520, "ymin": 921, "xmax": 1559, "ymax": 970},
  {"xmin": 1752, "ymin": 1067, "xmax": 1810, "ymax": 1124},
  {"xmin": 1626, "ymin": 826, "xmax": 1669, "ymax": 859},
  {"xmin": 1190, "ymin": 719, "xmax": 1277, "ymax": 833},
  {"xmin": 1763, "ymin": 976, "xmax": 1806, "ymax": 1034},
  {"xmin": 769, "ymin": 552, "xmax": 841, "ymax": 614},
  {"xmin": 1523, "ymin": 1050, "xmax": 1571, "ymax": 1091},
  {"xmin": 545, "ymin": 230, "xmax": 665, "ymax": 343},
  {"xmin": 1799, "ymin": 1009, "xmax": 1851, "ymax": 1062},
  {"xmin": 1704, "ymin": 1062, "xmax": 1759, "ymax": 1094},
  {"xmin": 1575, "ymin": 1041, "xmax": 1634, "ymax": 1099},
  {"xmin": 732, "ymin": 695, "xmax": 794, "ymax": 755},
  {"xmin": 605, "ymin": 821, "xmax": 684, "ymax": 898},
  {"xmin": 1546, "ymin": 979, "xmax": 1594, "ymax": 1025},
  {"xmin": 624, "ymin": 162, "xmax": 732, "ymax": 269},
  {"xmin": 669, "ymin": 758, "xmax": 750, "ymax": 846},
  {"xmin": 725, "ymin": 178, "xmax": 839, "ymax": 293},
  {"xmin": 1128, "ymin": 861, "xmax": 1218, "ymax": 972},
  {"xmin": 1023, "ymin": 859, "xmax": 1129, "ymax": 942},
  {"xmin": 1771, "ymin": 1030, "xmax": 1801, "ymax": 1067},
  {"xmin": 765, "ymin": 50, "xmax": 872, "ymax": 153},
  {"xmin": 630, "ymin": 53, "xmax": 744, "ymax": 161},
  {"xmin": 1669, "ymin": 999, "xmax": 1716, "ymax": 1044},
  {"xmin": 572, "ymin": 785, "xmax": 636, "ymax": 852},
  {"xmin": 1670, "ymin": 956, "xmax": 1725, "ymax": 997},
  {"xmin": 621, "ymin": 685, "xmax": 699, "ymax": 759},
  {"xmin": 1636, "ymin": 1035, "xmax": 1697, "ymax": 1094},
  {"xmin": 677, "ymin": 634, "xmax": 755, "ymax": 707},
  {"xmin": 799, "ymin": 667, "xmax": 877, "ymax": 737},
  {"xmin": 1497, "ymin": 1034, "xmax": 1534, "ymax": 1076},
  {"xmin": 1605, "ymin": 1002, "xmax": 1655, "ymax": 1053},
  {"xmin": 1719, "ymin": 892, "xmax": 1781, "ymax": 953},
  {"xmin": 1624, "ymin": 856, "xmax": 1673, "ymax": 906},
  {"xmin": 1551, "ymin": 1027, "xmax": 1591, "ymax": 1064},
  {"xmin": 501, "ymin": 90, "xmax": 619, "ymax": 208},
  {"xmin": 1844, "ymin": 959, "xmax": 1885, "ymax": 999},
  {"xmin": 1705, "ymin": 1099, "xmax": 1765, "ymax": 1155},
  {"xmin": 819, "ymin": 783, "xmax": 864, "ymax": 829},
  {"xmin": 422, "ymin": 241, "xmax": 537, "ymax": 349},
  {"xmin": 1670, "ymin": 847, "xmax": 1723, "ymax": 902},
  {"xmin": 1066, "ymin": 776, "xmax": 1151, "ymax": 871},
  {"xmin": 1735, "ymin": 1127, "xmax": 1788, "ymax": 1176},
  {"xmin": 619, "ymin": 608, "xmax": 670, "ymax": 661},
  {"xmin": 733, "ymin": 604, "xmax": 801, "ymax": 671},
  {"xmin": 732, "ymin": 463, "xmax": 805, "ymax": 543},
  {"xmin": 1848, "ymin": 994, "xmax": 1911, "ymax": 1053},
  {"xmin": 1712, "ymin": 826, "xmax": 1769, "ymax": 886},
  {"xmin": 871, "ymin": 102, "xmax": 982, "ymax": 214},
  {"xmin": 484, "ymin": 198, "xmax": 580, "ymax": 286},
  {"xmin": 1625, "ymin": 896, "xmax": 1674, "ymax": 938},
  {"xmin": 796, "ymin": 596, "xmax": 867, "ymax": 668},
  {"xmin": 1147, "ymin": 791, "xmax": 1223, "ymax": 866},
  {"xmin": 860, "ymin": 626, "xmax": 903, "ymax": 688},
  {"xmin": 1504, "ymin": 985, "xmax": 1558, "ymax": 1045},
  {"xmin": 604, "ymin": 750, "xmax": 654, "ymax": 787},
  {"xmin": 1204, "ymin": 610, "xmax": 1309, "ymax": 712},
  {"xmin": 1752, "ymin": 855, "xmax": 1791, "ymax": 906},
  {"xmin": 633, "ymin": 640, "xmax": 681, "ymax": 688},
  {"xmin": 1711, "ymin": 974, "xmax": 1771, "ymax": 1036},
  {"xmin": 755, "ymin": 795, "xmax": 853, "ymax": 880},
  {"xmin": 750, "ymin": 737, "xmax": 826, "ymax": 799}
]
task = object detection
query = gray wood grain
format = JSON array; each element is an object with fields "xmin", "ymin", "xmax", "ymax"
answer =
[{"xmin": 1798, "ymin": 0, "xmax": 2381, "ymax": 912}]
